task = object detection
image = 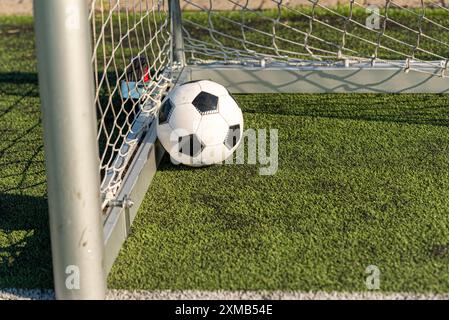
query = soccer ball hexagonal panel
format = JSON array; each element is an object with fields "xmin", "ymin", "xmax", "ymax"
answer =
[
  {"xmin": 218, "ymin": 94, "xmax": 243, "ymax": 127},
  {"xmin": 196, "ymin": 113, "xmax": 229, "ymax": 146},
  {"xmin": 192, "ymin": 92, "xmax": 219, "ymax": 115},
  {"xmin": 169, "ymin": 81, "xmax": 202, "ymax": 106},
  {"xmin": 197, "ymin": 80, "xmax": 230, "ymax": 97},
  {"xmin": 157, "ymin": 122, "xmax": 179, "ymax": 156},
  {"xmin": 168, "ymin": 103, "xmax": 202, "ymax": 134}
]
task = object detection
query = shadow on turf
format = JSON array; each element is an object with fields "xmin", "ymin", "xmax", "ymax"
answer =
[
  {"xmin": 0, "ymin": 193, "xmax": 53, "ymax": 289},
  {"xmin": 0, "ymin": 72, "xmax": 52, "ymax": 288},
  {"xmin": 0, "ymin": 72, "xmax": 40, "ymax": 123},
  {"xmin": 0, "ymin": 72, "xmax": 38, "ymax": 86},
  {"xmin": 0, "ymin": 131, "xmax": 51, "ymax": 289},
  {"xmin": 241, "ymin": 107, "xmax": 449, "ymax": 128},
  {"xmin": 157, "ymin": 153, "xmax": 209, "ymax": 171}
]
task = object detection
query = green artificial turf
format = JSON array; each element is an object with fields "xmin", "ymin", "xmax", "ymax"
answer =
[
  {"xmin": 108, "ymin": 93, "xmax": 449, "ymax": 292},
  {"xmin": 1, "ymin": 10, "xmax": 449, "ymax": 292},
  {"xmin": 0, "ymin": 16, "xmax": 52, "ymax": 288}
]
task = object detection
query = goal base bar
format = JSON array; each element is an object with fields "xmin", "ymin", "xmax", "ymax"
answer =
[
  {"xmin": 183, "ymin": 63, "xmax": 449, "ymax": 94},
  {"xmin": 101, "ymin": 67, "xmax": 189, "ymax": 276},
  {"xmin": 103, "ymin": 120, "xmax": 164, "ymax": 275}
]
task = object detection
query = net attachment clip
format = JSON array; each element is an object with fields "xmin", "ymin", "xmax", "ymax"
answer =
[{"xmin": 107, "ymin": 195, "xmax": 134, "ymax": 209}]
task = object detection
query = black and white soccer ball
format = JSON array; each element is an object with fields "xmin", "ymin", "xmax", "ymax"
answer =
[{"xmin": 157, "ymin": 80, "xmax": 244, "ymax": 166}]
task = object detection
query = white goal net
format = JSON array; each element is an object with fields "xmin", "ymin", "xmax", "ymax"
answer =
[
  {"xmin": 90, "ymin": 0, "xmax": 449, "ymax": 209},
  {"xmin": 181, "ymin": 0, "xmax": 449, "ymax": 77},
  {"xmin": 89, "ymin": 0, "xmax": 173, "ymax": 208}
]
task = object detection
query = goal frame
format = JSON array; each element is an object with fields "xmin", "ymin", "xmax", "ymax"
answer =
[{"xmin": 34, "ymin": 0, "xmax": 449, "ymax": 300}]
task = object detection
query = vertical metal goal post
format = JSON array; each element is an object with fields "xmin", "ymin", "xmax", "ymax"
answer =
[
  {"xmin": 34, "ymin": 0, "xmax": 449, "ymax": 299},
  {"xmin": 34, "ymin": 0, "xmax": 186, "ymax": 299}
]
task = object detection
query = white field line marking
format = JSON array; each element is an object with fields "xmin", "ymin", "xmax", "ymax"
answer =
[{"xmin": 1, "ymin": 289, "xmax": 449, "ymax": 300}]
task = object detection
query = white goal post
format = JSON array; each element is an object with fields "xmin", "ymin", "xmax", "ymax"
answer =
[{"xmin": 33, "ymin": 0, "xmax": 449, "ymax": 299}]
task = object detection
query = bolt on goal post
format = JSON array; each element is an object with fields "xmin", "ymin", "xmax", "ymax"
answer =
[{"xmin": 34, "ymin": 0, "xmax": 449, "ymax": 300}]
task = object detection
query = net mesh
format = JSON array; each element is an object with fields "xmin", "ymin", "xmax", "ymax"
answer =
[
  {"xmin": 181, "ymin": 0, "xmax": 449, "ymax": 76},
  {"xmin": 89, "ymin": 0, "xmax": 172, "ymax": 209}
]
